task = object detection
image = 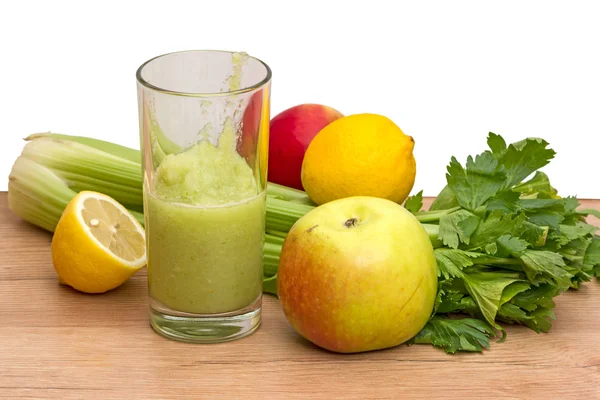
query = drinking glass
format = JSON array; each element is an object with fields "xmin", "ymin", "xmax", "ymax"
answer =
[{"xmin": 136, "ymin": 50, "xmax": 271, "ymax": 343}]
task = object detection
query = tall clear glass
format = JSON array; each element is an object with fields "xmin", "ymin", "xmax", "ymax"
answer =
[{"xmin": 136, "ymin": 50, "xmax": 271, "ymax": 343}]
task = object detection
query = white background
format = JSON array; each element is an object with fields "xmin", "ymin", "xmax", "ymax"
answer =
[{"xmin": 2, "ymin": 0, "xmax": 599, "ymax": 197}]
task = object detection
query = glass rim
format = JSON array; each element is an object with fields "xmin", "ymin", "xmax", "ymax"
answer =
[{"xmin": 136, "ymin": 49, "xmax": 272, "ymax": 97}]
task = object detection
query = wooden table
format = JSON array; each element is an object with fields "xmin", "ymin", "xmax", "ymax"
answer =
[{"xmin": 1, "ymin": 193, "xmax": 599, "ymax": 400}]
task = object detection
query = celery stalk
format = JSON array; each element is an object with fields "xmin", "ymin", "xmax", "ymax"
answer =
[
  {"xmin": 422, "ymin": 224, "xmax": 442, "ymax": 248},
  {"xmin": 262, "ymin": 274, "xmax": 278, "ymax": 295},
  {"xmin": 9, "ymin": 157, "xmax": 80, "ymax": 231},
  {"xmin": 21, "ymin": 137, "xmax": 143, "ymax": 211},
  {"xmin": 414, "ymin": 207, "xmax": 461, "ymax": 223},
  {"xmin": 266, "ymin": 197, "xmax": 315, "ymax": 232},
  {"xmin": 8, "ymin": 155, "xmax": 144, "ymax": 231},
  {"xmin": 264, "ymin": 233, "xmax": 284, "ymax": 277},
  {"xmin": 26, "ymin": 133, "xmax": 142, "ymax": 163},
  {"xmin": 266, "ymin": 182, "xmax": 315, "ymax": 205}
]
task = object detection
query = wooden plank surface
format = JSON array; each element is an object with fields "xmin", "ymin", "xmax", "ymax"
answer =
[{"xmin": 1, "ymin": 193, "xmax": 599, "ymax": 400}]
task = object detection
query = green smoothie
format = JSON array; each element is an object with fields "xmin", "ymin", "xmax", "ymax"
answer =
[{"xmin": 145, "ymin": 119, "xmax": 264, "ymax": 314}]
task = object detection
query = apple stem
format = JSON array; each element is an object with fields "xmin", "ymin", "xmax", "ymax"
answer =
[{"xmin": 344, "ymin": 218, "xmax": 359, "ymax": 228}]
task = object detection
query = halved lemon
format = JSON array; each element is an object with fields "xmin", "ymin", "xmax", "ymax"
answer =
[{"xmin": 51, "ymin": 191, "xmax": 146, "ymax": 294}]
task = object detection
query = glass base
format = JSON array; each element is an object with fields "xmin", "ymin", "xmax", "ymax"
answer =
[{"xmin": 149, "ymin": 296, "xmax": 262, "ymax": 343}]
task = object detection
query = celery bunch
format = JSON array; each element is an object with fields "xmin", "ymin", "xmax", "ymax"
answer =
[{"xmin": 9, "ymin": 134, "xmax": 144, "ymax": 231}]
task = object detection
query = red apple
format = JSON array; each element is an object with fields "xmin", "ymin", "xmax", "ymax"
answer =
[
  {"xmin": 277, "ymin": 196, "xmax": 438, "ymax": 353},
  {"xmin": 269, "ymin": 104, "xmax": 343, "ymax": 190}
]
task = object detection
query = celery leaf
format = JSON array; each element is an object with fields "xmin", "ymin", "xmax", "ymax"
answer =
[
  {"xmin": 434, "ymin": 248, "xmax": 480, "ymax": 279},
  {"xmin": 467, "ymin": 211, "xmax": 526, "ymax": 250},
  {"xmin": 446, "ymin": 152, "xmax": 506, "ymax": 211},
  {"xmin": 510, "ymin": 284, "xmax": 557, "ymax": 311},
  {"xmin": 499, "ymin": 281, "xmax": 531, "ymax": 306},
  {"xmin": 485, "ymin": 190, "xmax": 521, "ymax": 213},
  {"xmin": 438, "ymin": 210, "xmax": 479, "ymax": 249},
  {"xmin": 498, "ymin": 137, "xmax": 556, "ymax": 189},
  {"xmin": 584, "ymin": 236, "xmax": 600, "ymax": 277},
  {"xmin": 462, "ymin": 267, "xmax": 523, "ymax": 327},
  {"xmin": 517, "ymin": 221, "xmax": 548, "ymax": 247},
  {"xmin": 523, "ymin": 307, "xmax": 556, "ymax": 333},
  {"xmin": 404, "ymin": 190, "xmax": 423, "ymax": 214},
  {"xmin": 410, "ymin": 317, "xmax": 496, "ymax": 353},
  {"xmin": 496, "ymin": 234, "xmax": 529, "ymax": 257},
  {"xmin": 578, "ymin": 208, "xmax": 600, "ymax": 219},
  {"xmin": 520, "ymin": 250, "xmax": 572, "ymax": 289},
  {"xmin": 512, "ymin": 171, "xmax": 558, "ymax": 197},
  {"xmin": 527, "ymin": 212, "xmax": 565, "ymax": 230},
  {"xmin": 487, "ymin": 132, "xmax": 507, "ymax": 156},
  {"xmin": 430, "ymin": 185, "xmax": 459, "ymax": 211},
  {"xmin": 552, "ymin": 223, "xmax": 597, "ymax": 245}
]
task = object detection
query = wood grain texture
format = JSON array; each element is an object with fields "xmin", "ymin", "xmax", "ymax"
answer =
[{"xmin": 1, "ymin": 193, "xmax": 599, "ymax": 400}]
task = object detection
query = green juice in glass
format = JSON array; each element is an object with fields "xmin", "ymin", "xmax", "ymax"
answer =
[{"xmin": 145, "ymin": 121, "xmax": 264, "ymax": 314}]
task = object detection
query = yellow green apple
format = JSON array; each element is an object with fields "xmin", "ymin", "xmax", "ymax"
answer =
[{"xmin": 277, "ymin": 196, "xmax": 438, "ymax": 353}]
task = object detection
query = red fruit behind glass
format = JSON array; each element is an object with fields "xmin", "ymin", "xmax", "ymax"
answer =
[
  {"xmin": 268, "ymin": 104, "xmax": 343, "ymax": 190},
  {"xmin": 238, "ymin": 91, "xmax": 263, "ymax": 168}
]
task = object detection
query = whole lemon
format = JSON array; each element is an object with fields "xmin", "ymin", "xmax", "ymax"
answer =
[{"xmin": 301, "ymin": 113, "xmax": 416, "ymax": 205}]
